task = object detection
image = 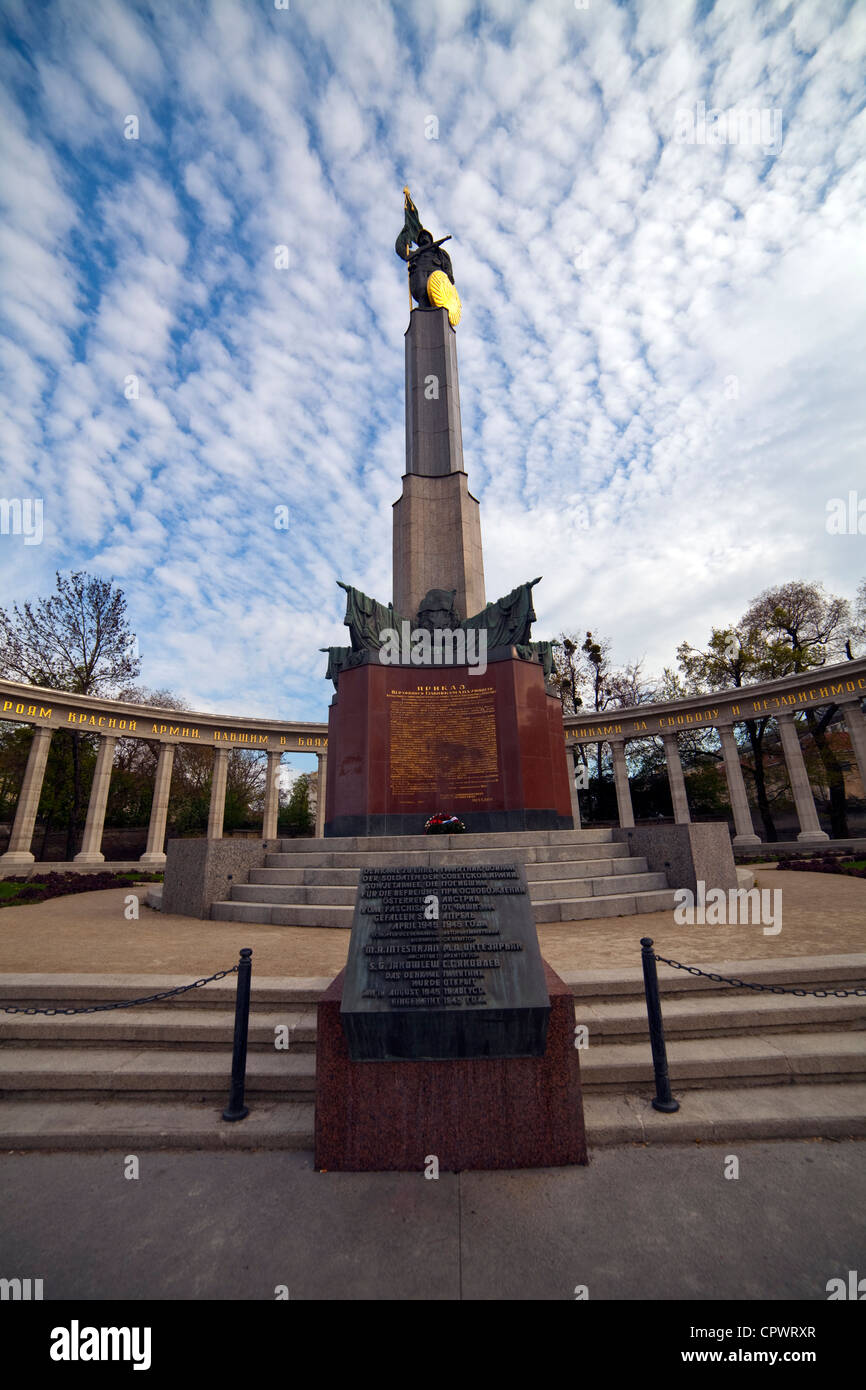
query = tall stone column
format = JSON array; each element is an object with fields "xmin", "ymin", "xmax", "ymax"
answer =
[
  {"xmin": 263, "ymin": 750, "xmax": 282, "ymax": 841},
  {"xmin": 140, "ymin": 743, "xmax": 175, "ymax": 868},
  {"xmin": 0, "ymin": 726, "xmax": 53, "ymax": 869},
  {"xmin": 776, "ymin": 712, "xmax": 828, "ymax": 843},
  {"xmin": 610, "ymin": 739, "xmax": 634, "ymax": 829},
  {"xmin": 662, "ymin": 732, "xmax": 691, "ymax": 824},
  {"xmin": 74, "ymin": 735, "xmax": 118, "ymax": 864},
  {"xmin": 717, "ymin": 721, "xmax": 760, "ymax": 846},
  {"xmin": 315, "ymin": 751, "xmax": 327, "ymax": 838},
  {"xmin": 567, "ymin": 745, "xmax": 582, "ymax": 829},
  {"xmin": 841, "ymin": 700, "xmax": 866, "ymax": 797},
  {"xmin": 208, "ymin": 747, "xmax": 228, "ymax": 840},
  {"xmin": 392, "ymin": 307, "xmax": 485, "ymax": 622}
]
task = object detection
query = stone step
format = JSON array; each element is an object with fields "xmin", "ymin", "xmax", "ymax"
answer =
[
  {"xmin": 585, "ymin": 1082, "xmax": 866, "ymax": 1145},
  {"xmin": 251, "ymin": 867, "xmax": 362, "ymax": 886},
  {"xmin": 231, "ymin": 884, "xmax": 357, "ymax": 906},
  {"xmin": 0, "ymin": 973, "xmax": 331, "ymax": 1011},
  {"xmin": 0, "ymin": 1098, "xmax": 317, "ymax": 1150},
  {"xmin": 211, "ymin": 901, "xmax": 352, "ymax": 927},
  {"xmin": 212, "ymin": 887, "xmax": 678, "ymax": 927},
  {"xmin": 2, "ymin": 1082, "xmax": 864, "ymax": 1150},
  {"xmin": 561, "ymin": 954, "xmax": 866, "ymax": 1001},
  {"xmin": 274, "ymin": 829, "xmax": 618, "ymax": 853},
  {"xmin": 578, "ymin": 991, "xmax": 866, "ymax": 1042},
  {"xmin": 529, "ymin": 872, "xmax": 669, "ymax": 901},
  {"xmin": 231, "ymin": 869, "xmax": 666, "ymax": 909},
  {"xmin": 0, "ymin": 1046, "xmax": 316, "ymax": 1098},
  {"xmin": 245, "ymin": 855, "xmax": 651, "ymax": 888},
  {"xmin": 0, "ymin": 1007, "xmax": 317, "ymax": 1050},
  {"xmin": 6, "ymin": 990, "xmax": 861, "ymax": 1053},
  {"xmin": 5, "ymin": 958, "xmax": 862, "ymax": 1014},
  {"xmin": 580, "ymin": 1030, "xmax": 866, "ymax": 1092},
  {"xmin": 524, "ymin": 856, "xmax": 648, "ymax": 879},
  {"xmin": 1, "ymin": 1030, "xmax": 862, "ymax": 1100},
  {"xmin": 531, "ymin": 889, "xmax": 677, "ymax": 922},
  {"xmin": 262, "ymin": 843, "xmax": 632, "ymax": 869}
]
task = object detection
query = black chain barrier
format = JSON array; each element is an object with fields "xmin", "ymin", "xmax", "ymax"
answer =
[
  {"xmin": 639, "ymin": 936, "xmax": 866, "ymax": 1116},
  {"xmin": 651, "ymin": 954, "xmax": 866, "ymax": 999},
  {"xmin": 1, "ymin": 948, "xmax": 255, "ymax": 1123},
  {"xmin": 0, "ymin": 965, "xmax": 240, "ymax": 1016}
]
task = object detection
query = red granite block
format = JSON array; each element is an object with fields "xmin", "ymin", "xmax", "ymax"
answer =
[
  {"xmin": 314, "ymin": 960, "xmax": 588, "ymax": 1172},
  {"xmin": 324, "ymin": 653, "xmax": 573, "ymax": 832}
]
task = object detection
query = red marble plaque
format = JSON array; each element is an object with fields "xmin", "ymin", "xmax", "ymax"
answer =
[{"xmin": 324, "ymin": 651, "xmax": 573, "ymax": 836}]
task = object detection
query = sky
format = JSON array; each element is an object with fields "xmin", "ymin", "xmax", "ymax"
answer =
[{"xmin": 1, "ymin": 0, "xmax": 865, "ymax": 735}]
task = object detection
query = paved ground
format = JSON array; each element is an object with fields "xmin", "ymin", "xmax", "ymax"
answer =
[
  {"xmin": 0, "ymin": 868, "xmax": 862, "ymax": 977},
  {"xmin": 0, "ymin": 1140, "xmax": 863, "ymax": 1301}
]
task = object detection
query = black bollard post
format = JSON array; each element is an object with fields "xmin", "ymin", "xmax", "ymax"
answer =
[
  {"xmin": 640, "ymin": 938, "xmax": 679, "ymax": 1113},
  {"xmin": 222, "ymin": 948, "xmax": 253, "ymax": 1122}
]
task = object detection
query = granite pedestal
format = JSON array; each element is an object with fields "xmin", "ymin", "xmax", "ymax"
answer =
[
  {"xmin": 324, "ymin": 648, "xmax": 573, "ymax": 837},
  {"xmin": 314, "ymin": 960, "xmax": 588, "ymax": 1172}
]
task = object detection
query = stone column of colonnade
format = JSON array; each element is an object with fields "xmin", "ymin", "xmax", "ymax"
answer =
[
  {"xmin": 207, "ymin": 747, "xmax": 228, "ymax": 840},
  {"xmin": 140, "ymin": 743, "xmax": 176, "ymax": 868},
  {"xmin": 0, "ymin": 726, "xmax": 54, "ymax": 869},
  {"xmin": 315, "ymin": 751, "xmax": 328, "ymax": 838},
  {"xmin": 566, "ymin": 745, "xmax": 582, "ymax": 829},
  {"xmin": 661, "ymin": 731, "xmax": 692, "ymax": 824},
  {"xmin": 840, "ymin": 699, "xmax": 866, "ymax": 802},
  {"xmin": 717, "ymin": 720, "xmax": 761, "ymax": 846},
  {"xmin": 74, "ymin": 734, "xmax": 118, "ymax": 864},
  {"xmin": 775, "ymin": 711, "xmax": 829, "ymax": 843},
  {"xmin": 263, "ymin": 749, "xmax": 282, "ymax": 841},
  {"xmin": 609, "ymin": 739, "xmax": 635, "ymax": 829}
]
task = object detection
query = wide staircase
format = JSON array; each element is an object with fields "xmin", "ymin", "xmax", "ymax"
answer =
[
  {"xmin": 210, "ymin": 828, "xmax": 676, "ymax": 927},
  {"xmin": 1, "ymin": 956, "xmax": 864, "ymax": 1151}
]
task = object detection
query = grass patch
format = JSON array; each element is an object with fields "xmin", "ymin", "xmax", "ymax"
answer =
[{"xmin": 0, "ymin": 881, "xmax": 27, "ymax": 901}]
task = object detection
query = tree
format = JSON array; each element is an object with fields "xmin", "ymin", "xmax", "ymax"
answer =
[
  {"xmin": 848, "ymin": 577, "xmax": 866, "ymax": 658},
  {"xmin": 281, "ymin": 774, "xmax": 313, "ymax": 837},
  {"xmin": 743, "ymin": 582, "xmax": 853, "ymax": 836},
  {"xmin": 676, "ymin": 580, "xmax": 858, "ymax": 839},
  {"xmin": 676, "ymin": 618, "xmax": 781, "ymax": 839},
  {"xmin": 550, "ymin": 630, "xmax": 658, "ymax": 822},
  {"xmin": 0, "ymin": 572, "xmax": 142, "ymax": 859},
  {"xmin": 0, "ymin": 571, "xmax": 141, "ymax": 694}
]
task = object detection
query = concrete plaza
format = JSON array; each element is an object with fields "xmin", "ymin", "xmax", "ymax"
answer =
[
  {"xmin": 0, "ymin": 866, "xmax": 863, "ymax": 977},
  {"xmin": 0, "ymin": 1140, "xmax": 863, "ymax": 1301}
]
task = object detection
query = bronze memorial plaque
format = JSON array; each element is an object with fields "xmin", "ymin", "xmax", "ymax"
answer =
[
  {"xmin": 340, "ymin": 862, "xmax": 550, "ymax": 1060},
  {"xmin": 387, "ymin": 683, "xmax": 501, "ymax": 807}
]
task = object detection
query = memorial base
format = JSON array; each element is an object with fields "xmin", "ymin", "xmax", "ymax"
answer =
[
  {"xmin": 324, "ymin": 648, "xmax": 573, "ymax": 837},
  {"xmin": 314, "ymin": 961, "xmax": 588, "ymax": 1172}
]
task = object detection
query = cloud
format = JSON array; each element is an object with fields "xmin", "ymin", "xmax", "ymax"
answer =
[{"xmin": 0, "ymin": 0, "xmax": 864, "ymax": 725}]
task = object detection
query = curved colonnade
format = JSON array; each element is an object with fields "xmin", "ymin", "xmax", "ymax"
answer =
[
  {"xmin": 1, "ymin": 657, "xmax": 865, "ymax": 870},
  {"xmin": 563, "ymin": 658, "xmax": 866, "ymax": 846},
  {"xmin": 0, "ymin": 682, "xmax": 329, "ymax": 870}
]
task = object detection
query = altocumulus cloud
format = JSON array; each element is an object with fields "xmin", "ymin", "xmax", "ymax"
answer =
[{"xmin": 0, "ymin": 0, "xmax": 864, "ymax": 721}]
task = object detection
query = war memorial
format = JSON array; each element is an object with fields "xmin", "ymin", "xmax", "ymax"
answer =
[{"xmin": 1, "ymin": 192, "xmax": 866, "ymax": 1174}]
